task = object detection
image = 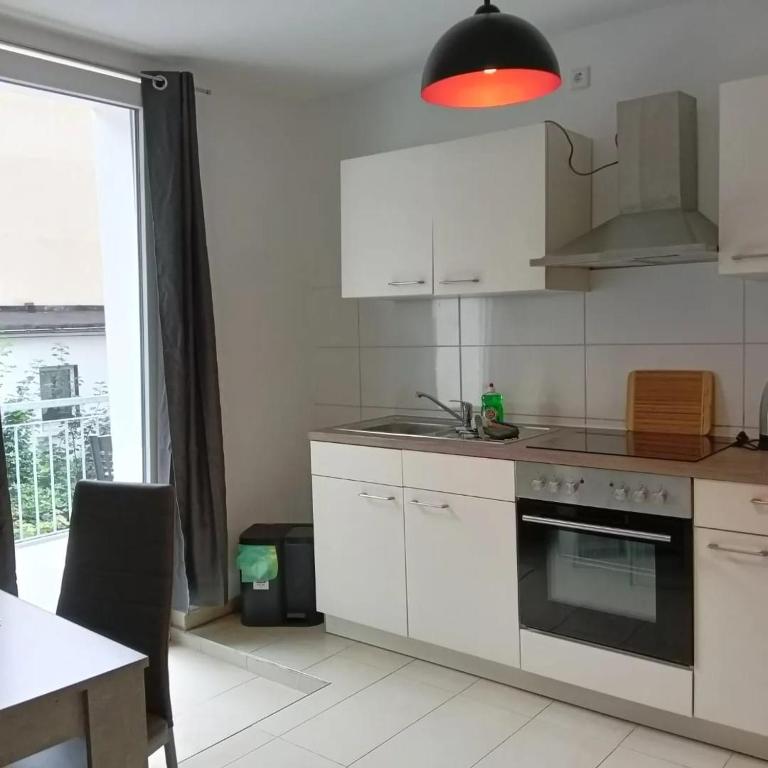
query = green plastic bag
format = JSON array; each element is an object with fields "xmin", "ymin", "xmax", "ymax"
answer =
[{"xmin": 236, "ymin": 544, "xmax": 278, "ymax": 583}]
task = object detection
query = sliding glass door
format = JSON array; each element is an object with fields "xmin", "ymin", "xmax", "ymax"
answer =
[{"xmin": 0, "ymin": 79, "xmax": 145, "ymax": 609}]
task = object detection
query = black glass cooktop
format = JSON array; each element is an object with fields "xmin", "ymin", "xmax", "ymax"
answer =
[{"xmin": 526, "ymin": 428, "xmax": 734, "ymax": 462}]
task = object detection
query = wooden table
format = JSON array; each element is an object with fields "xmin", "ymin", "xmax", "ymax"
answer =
[{"xmin": 0, "ymin": 591, "xmax": 148, "ymax": 767}]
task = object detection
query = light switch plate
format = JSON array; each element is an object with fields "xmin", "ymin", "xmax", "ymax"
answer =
[{"xmin": 570, "ymin": 66, "xmax": 591, "ymax": 90}]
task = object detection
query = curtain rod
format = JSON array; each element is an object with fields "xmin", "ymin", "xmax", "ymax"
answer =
[{"xmin": 0, "ymin": 39, "xmax": 212, "ymax": 94}]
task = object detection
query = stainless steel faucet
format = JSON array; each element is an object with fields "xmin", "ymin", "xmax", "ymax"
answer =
[
  {"xmin": 416, "ymin": 391, "xmax": 474, "ymax": 430},
  {"xmin": 760, "ymin": 380, "xmax": 768, "ymax": 450}
]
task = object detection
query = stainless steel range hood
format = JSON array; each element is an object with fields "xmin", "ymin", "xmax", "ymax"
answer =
[{"xmin": 533, "ymin": 91, "xmax": 718, "ymax": 269}]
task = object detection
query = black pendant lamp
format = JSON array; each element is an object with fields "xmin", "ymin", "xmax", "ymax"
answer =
[{"xmin": 422, "ymin": 1, "xmax": 561, "ymax": 109}]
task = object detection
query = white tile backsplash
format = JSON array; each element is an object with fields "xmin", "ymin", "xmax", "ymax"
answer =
[
  {"xmin": 586, "ymin": 344, "xmax": 744, "ymax": 427},
  {"xmin": 586, "ymin": 264, "xmax": 744, "ymax": 344},
  {"xmin": 312, "ymin": 404, "xmax": 361, "ymax": 429},
  {"xmin": 360, "ymin": 347, "xmax": 461, "ymax": 409},
  {"xmin": 313, "ymin": 265, "xmax": 761, "ymax": 430},
  {"xmin": 461, "ymin": 293, "xmax": 584, "ymax": 346},
  {"xmin": 462, "ymin": 346, "xmax": 586, "ymax": 418},
  {"xmin": 745, "ymin": 280, "xmax": 768, "ymax": 343},
  {"xmin": 360, "ymin": 298, "xmax": 459, "ymax": 346},
  {"xmin": 360, "ymin": 406, "xmax": 452, "ymax": 421}
]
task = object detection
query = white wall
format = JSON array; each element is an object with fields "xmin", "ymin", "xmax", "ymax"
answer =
[
  {"xmin": 304, "ymin": 0, "xmax": 768, "ymax": 437},
  {"xmin": 191, "ymin": 66, "xmax": 319, "ymax": 597},
  {"xmin": 307, "ymin": 0, "xmax": 768, "ymax": 228}
]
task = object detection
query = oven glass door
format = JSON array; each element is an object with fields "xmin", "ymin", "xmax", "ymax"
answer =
[{"xmin": 517, "ymin": 498, "xmax": 693, "ymax": 666}]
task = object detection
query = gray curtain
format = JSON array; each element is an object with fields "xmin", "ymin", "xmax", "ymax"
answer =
[
  {"xmin": 0, "ymin": 412, "xmax": 18, "ymax": 595},
  {"xmin": 142, "ymin": 71, "xmax": 228, "ymax": 606}
]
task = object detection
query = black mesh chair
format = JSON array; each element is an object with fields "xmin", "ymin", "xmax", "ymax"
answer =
[{"xmin": 13, "ymin": 480, "xmax": 179, "ymax": 767}]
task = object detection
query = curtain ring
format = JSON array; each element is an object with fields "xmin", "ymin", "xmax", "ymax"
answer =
[{"xmin": 152, "ymin": 75, "xmax": 168, "ymax": 91}]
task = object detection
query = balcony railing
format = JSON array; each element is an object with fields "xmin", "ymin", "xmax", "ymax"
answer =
[{"xmin": 1, "ymin": 396, "xmax": 112, "ymax": 543}]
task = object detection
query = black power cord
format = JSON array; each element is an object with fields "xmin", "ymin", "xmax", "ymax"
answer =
[
  {"xmin": 545, "ymin": 119, "xmax": 619, "ymax": 177},
  {"xmin": 734, "ymin": 430, "xmax": 761, "ymax": 451}
]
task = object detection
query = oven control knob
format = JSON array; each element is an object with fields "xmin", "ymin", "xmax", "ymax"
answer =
[
  {"xmin": 531, "ymin": 477, "xmax": 546, "ymax": 491},
  {"xmin": 633, "ymin": 486, "xmax": 648, "ymax": 503},
  {"xmin": 613, "ymin": 484, "xmax": 629, "ymax": 501},
  {"xmin": 652, "ymin": 488, "xmax": 668, "ymax": 505},
  {"xmin": 547, "ymin": 479, "xmax": 561, "ymax": 494},
  {"xmin": 564, "ymin": 480, "xmax": 579, "ymax": 496}
]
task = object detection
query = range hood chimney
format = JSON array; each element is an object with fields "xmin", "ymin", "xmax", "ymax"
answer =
[{"xmin": 534, "ymin": 91, "xmax": 718, "ymax": 269}]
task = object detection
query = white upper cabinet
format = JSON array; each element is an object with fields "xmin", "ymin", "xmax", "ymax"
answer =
[
  {"xmin": 340, "ymin": 123, "xmax": 591, "ymax": 298},
  {"xmin": 341, "ymin": 145, "xmax": 434, "ymax": 298},
  {"xmin": 719, "ymin": 74, "xmax": 768, "ymax": 275},
  {"xmin": 433, "ymin": 123, "xmax": 591, "ymax": 295}
]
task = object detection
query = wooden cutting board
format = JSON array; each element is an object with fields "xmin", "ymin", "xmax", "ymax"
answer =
[{"xmin": 626, "ymin": 370, "xmax": 715, "ymax": 435}]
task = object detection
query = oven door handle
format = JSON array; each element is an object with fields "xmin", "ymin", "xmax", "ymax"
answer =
[{"xmin": 521, "ymin": 515, "xmax": 672, "ymax": 543}]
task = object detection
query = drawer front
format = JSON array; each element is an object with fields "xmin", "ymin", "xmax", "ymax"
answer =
[
  {"xmin": 520, "ymin": 630, "xmax": 692, "ymax": 716},
  {"xmin": 311, "ymin": 441, "xmax": 402, "ymax": 486},
  {"xmin": 402, "ymin": 451, "xmax": 515, "ymax": 501},
  {"xmin": 312, "ymin": 475, "xmax": 407, "ymax": 636},
  {"xmin": 695, "ymin": 479, "xmax": 768, "ymax": 535}
]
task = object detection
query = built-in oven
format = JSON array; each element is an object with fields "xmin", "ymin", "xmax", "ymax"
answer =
[{"xmin": 516, "ymin": 462, "xmax": 693, "ymax": 667}]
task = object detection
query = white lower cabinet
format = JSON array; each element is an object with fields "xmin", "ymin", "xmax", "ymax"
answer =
[
  {"xmin": 694, "ymin": 526, "xmax": 768, "ymax": 735},
  {"xmin": 404, "ymin": 488, "xmax": 519, "ymax": 667},
  {"xmin": 312, "ymin": 475, "xmax": 407, "ymax": 636},
  {"xmin": 521, "ymin": 630, "xmax": 693, "ymax": 716},
  {"xmin": 310, "ymin": 444, "xmax": 768, "ymax": 741}
]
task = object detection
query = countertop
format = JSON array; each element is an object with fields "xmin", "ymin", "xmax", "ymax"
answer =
[{"xmin": 309, "ymin": 420, "xmax": 768, "ymax": 485}]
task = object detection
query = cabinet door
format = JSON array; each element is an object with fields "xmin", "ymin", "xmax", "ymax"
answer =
[
  {"xmin": 404, "ymin": 488, "xmax": 519, "ymax": 666},
  {"xmin": 341, "ymin": 145, "xmax": 433, "ymax": 297},
  {"xmin": 694, "ymin": 527, "xmax": 768, "ymax": 735},
  {"xmin": 432, "ymin": 126, "xmax": 546, "ymax": 295},
  {"xmin": 312, "ymin": 475, "xmax": 407, "ymax": 635},
  {"xmin": 720, "ymin": 75, "xmax": 768, "ymax": 275}
]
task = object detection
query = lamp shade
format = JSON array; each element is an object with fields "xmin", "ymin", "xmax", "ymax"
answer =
[{"xmin": 421, "ymin": 2, "xmax": 561, "ymax": 109}]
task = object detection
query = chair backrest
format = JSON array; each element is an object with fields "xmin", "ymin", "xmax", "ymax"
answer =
[{"xmin": 57, "ymin": 480, "xmax": 176, "ymax": 726}]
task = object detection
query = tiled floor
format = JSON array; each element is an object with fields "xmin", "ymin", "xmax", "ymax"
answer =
[{"xmin": 155, "ymin": 616, "xmax": 767, "ymax": 768}]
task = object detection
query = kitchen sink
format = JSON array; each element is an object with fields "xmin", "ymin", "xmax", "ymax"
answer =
[
  {"xmin": 357, "ymin": 421, "xmax": 456, "ymax": 437},
  {"xmin": 337, "ymin": 416, "xmax": 551, "ymax": 443}
]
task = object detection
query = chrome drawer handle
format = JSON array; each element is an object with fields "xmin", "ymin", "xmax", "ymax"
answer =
[
  {"xmin": 358, "ymin": 493, "xmax": 396, "ymax": 502},
  {"xmin": 731, "ymin": 253, "xmax": 768, "ymax": 261},
  {"xmin": 388, "ymin": 280, "xmax": 426, "ymax": 286},
  {"xmin": 708, "ymin": 542, "xmax": 768, "ymax": 558},
  {"xmin": 439, "ymin": 278, "xmax": 480, "ymax": 284},
  {"xmin": 751, "ymin": 498, "xmax": 768, "ymax": 506},
  {"xmin": 409, "ymin": 500, "xmax": 450, "ymax": 510},
  {"xmin": 521, "ymin": 515, "xmax": 672, "ymax": 543}
]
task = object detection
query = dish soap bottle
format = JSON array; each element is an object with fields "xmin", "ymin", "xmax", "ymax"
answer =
[{"xmin": 481, "ymin": 383, "xmax": 504, "ymax": 424}]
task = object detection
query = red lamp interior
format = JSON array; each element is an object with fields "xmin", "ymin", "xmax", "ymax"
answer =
[{"xmin": 421, "ymin": 68, "xmax": 561, "ymax": 108}]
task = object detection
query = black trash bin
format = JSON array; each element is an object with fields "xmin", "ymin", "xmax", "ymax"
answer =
[
  {"xmin": 283, "ymin": 526, "xmax": 322, "ymax": 626},
  {"xmin": 238, "ymin": 523, "xmax": 322, "ymax": 627}
]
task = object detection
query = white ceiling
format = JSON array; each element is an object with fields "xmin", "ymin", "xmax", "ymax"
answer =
[{"xmin": 0, "ymin": 0, "xmax": 685, "ymax": 96}]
